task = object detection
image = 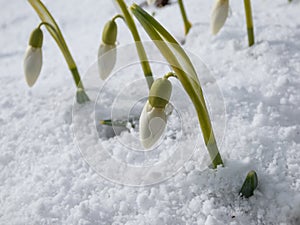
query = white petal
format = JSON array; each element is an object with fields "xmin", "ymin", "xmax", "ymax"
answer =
[
  {"xmin": 98, "ymin": 43, "xmax": 117, "ymax": 80},
  {"xmin": 23, "ymin": 46, "xmax": 42, "ymax": 87},
  {"xmin": 211, "ymin": 0, "xmax": 229, "ymax": 35},
  {"xmin": 147, "ymin": 0, "xmax": 156, "ymax": 5},
  {"xmin": 139, "ymin": 101, "xmax": 167, "ymax": 149}
]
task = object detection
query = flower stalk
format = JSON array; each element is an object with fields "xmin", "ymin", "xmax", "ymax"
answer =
[
  {"xmin": 243, "ymin": 0, "xmax": 255, "ymax": 47},
  {"xmin": 131, "ymin": 4, "xmax": 223, "ymax": 168},
  {"xmin": 27, "ymin": 0, "xmax": 89, "ymax": 103},
  {"xmin": 115, "ymin": 0, "xmax": 154, "ymax": 89},
  {"xmin": 178, "ymin": 0, "xmax": 192, "ymax": 35}
]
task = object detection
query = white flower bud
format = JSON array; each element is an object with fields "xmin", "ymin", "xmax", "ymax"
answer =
[
  {"xmin": 98, "ymin": 43, "xmax": 117, "ymax": 80},
  {"xmin": 149, "ymin": 78, "xmax": 172, "ymax": 108},
  {"xmin": 139, "ymin": 101, "xmax": 167, "ymax": 149},
  {"xmin": 147, "ymin": 0, "xmax": 156, "ymax": 6},
  {"xmin": 211, "ymin": 0, "xmax": 229, "ymax": 35},
  {"xmin": 23, "ymin": 46, "xmax": 43, "ymax": 87}
]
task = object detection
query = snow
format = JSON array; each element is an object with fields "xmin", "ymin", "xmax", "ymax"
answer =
[{"xmin": 1, "ymin": 0, "xmax": 300, "ymax": 224}]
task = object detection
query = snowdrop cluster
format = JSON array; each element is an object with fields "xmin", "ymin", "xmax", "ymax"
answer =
[
  {"xmin": 23, "ymin": 0, "xmax": 259, "ymax": 196},
  {"xmin": 23, "ymin": 27, "xmax": 43, "ymax": 87},
  {"xmin": 139, "ymin": 77, "xmax": 172, "ymax": 148}
]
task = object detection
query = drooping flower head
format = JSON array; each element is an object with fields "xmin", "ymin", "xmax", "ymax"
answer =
[
  {"xmin": 139, "ymin": 77, "xmax": 172, "ymax": 148},
  {"xmin": 147, "ymin": 0, "xmax": 156, "ymax": 6},
  {"xmin": 23, "ymin": 27, "xmax": 43, "ymax": 87},
  {"xmin": 98, "ymin": 19, "xmax": 118, "ymax": 80},
  {"xmin": 211, "ymin": 0, "xmax": 229, "ymax": 35}
]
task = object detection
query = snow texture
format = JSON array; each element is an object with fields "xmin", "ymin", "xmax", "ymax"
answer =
[{"xmin": 1, "ymin": 0, "xmax": 300, "ymax": 224}]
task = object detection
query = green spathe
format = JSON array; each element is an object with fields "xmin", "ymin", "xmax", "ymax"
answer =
[
  {"xmin": 240, "ymin": 170, "xmax": 258, "ymax": 198},
  {"xmin": 149, "ymin": 78, "xmax": 172, "ymax": 108},
  {"xmin": 29, "ymin": 27, "xmax": 43, "ymax": 48},
  {"xmin": 102, "ymin": 20, "xmax": 117, "ymax": 45}
]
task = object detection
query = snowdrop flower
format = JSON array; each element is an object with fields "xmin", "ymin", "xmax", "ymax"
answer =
[
  {"xmin": 98, "ymin": 44, "xmax": 117, "ymax": 80},
  {"xmin": 139, "ymin": 77, "xmax": 172, "ymax": 148},
  {"xmin": 147, "ymin": 0, "xmax": 156, "ymax": 6},
  {"xmin": 211, "ymin": 0, "xmax": 229, "ymax": 35},
  {"xmin": 23, "ymin": 27, "xmax": 43, "ymax": 87},
  {"xmin": 98, "ymin": 20, "xmax": 117, "ymax": 80},
  {"xmin": 139, "ymin": 101, "xmax": 167, "ymax": 148}
]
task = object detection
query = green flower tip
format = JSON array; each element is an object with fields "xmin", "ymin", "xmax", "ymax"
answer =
[
  {"xmin": 239, "ymin": 170, "xmax": 258, "ymax": 198},
  {"xmin": 148, "ymin": 77, "xmax": 172, "ymax": 108},
  {"xmin": 102, "ymin": 20, "xmax": 117, "ymax": 45},
  {"xmin": 29, "ymin": 27, "xmax": 43, "ymax": 48}
]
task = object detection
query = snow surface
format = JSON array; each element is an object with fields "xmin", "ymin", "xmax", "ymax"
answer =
[{"xmin": 1, "ymin": 0, "xmax": 300, "ymax": 224}]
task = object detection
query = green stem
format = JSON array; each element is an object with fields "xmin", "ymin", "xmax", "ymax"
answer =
[
  {"xmin": 131, "ymin": 4, "xmax": 204, "ymax": 117},
  {"xmin": 178, "ymin": 0, "xmax": 192, "ymax": 35},
  {"xmin": 130, "ymin": 5, "xmax": 200, "ymax": 85},
  {"xmin": 164, "ymin": 72, "xmax": 177, "ymax": 79},
  {"xmin": 38, "ymin": 22, "xmax": 82, "ymax": 88},
  {"xmin": 115, "ymin": 0, "xmax": 154, "ymax": 89},
  {"xmin": 70, "ymin": 67, "xmax": 84, "ymax": 89},
  {"xmin": 112, "ymin": 14, "xmax": 125, "ymax": 22},
  {"xmin": 28, "ymin": 0, "xmax": 89, "ymax": 103},
  {"xmin": 244, "ymin": 0, "xmax": 255, "ymax": 47},
  {"xmin": 131, "ymin": 4, "xmax": 223, "ymax": 168},
  {"xmin": 39, "ymin": 22, "xmax": 76, "ymax": 70}
]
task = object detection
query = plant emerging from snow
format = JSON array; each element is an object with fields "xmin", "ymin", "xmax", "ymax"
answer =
[
  {"xmin": 98, "ymin": 0, "xmax": 223, "ymax": 168},
  {"xmin": 177, "ymin": 0, "xmax": 192, "ymax": 35},
  {"xmin": 243, "ymin": 0, "xmax": 255, "ymax": 46},
  {"xmin": 24, "ymin": 0, "xmax": 259, "ymax": 196},
  {"xmin": 240, "ymin": 170, "xmax": 258, "ymax": 198},
  {"xmin": 129, "ymin": 3, "xmax": 224, "ymax": 168},
  {"xmin": 97, "ymin": 1, "xmax": 228, "ymax": 184},
  {"xmin": 25, "ymin": 0, "xmax": 89, "ymax": 104},
  {"xmin": 131, "ymin": 2, "xmax": 258, "ymax": 194}
]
